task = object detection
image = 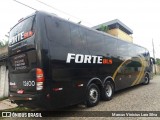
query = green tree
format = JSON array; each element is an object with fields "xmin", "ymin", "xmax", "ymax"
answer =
[
  {"xmin": 98, "ymin": 25, "xmax": 109, "ymax": 32},
  {"xmin": 0, "ymin": 41, "xmax": 4, "ymax": 47},
  {"xmin": 0, "ymin": 39, "xmax": 8, "ymax": 48},
  {"xmin": 156, "ymin": 58, "xmax": 160, "ymax": 65}
]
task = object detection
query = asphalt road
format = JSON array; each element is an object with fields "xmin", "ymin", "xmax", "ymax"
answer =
[{"xmin": 2, "ymin": 75, "xmax": 160, "ymax": 120}]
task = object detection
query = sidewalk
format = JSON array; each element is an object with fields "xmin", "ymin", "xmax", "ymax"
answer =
[{"xmin": 0, "ymin": 99, "xmax": 17, "ymax": 110}]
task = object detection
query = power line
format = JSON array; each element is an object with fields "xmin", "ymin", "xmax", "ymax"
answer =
[
  {"xmin": 35, "ymin": 0, "xmax": 93, "ymax": 26},
  {"xmin": 35, "ymin": 0, "xmax": 77, "ymax": 19},
  {"xmin": 13, "ymin": 0, "xmax": 93, "ymax": 26},
  {"xmin": 13, "ymin": 0, "xmax": 37, "ymax": 11}
]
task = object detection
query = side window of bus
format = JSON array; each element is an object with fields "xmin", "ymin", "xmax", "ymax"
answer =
[
  {"xmin": 145, "ymin": 49, "xmax": 150, "ymax": 60},
  {"xmin": 78, "ymin": 27, "xmax": 89, "ymax": 54},
  {"xmin": 69, "ymin": 23, "xmax": 87, "ymax": 53},
  {"xmin": 103, "ymin": 36, "xmax": 117, "ymax": 57},
  {"xmin": 45, "ymin": 16, "xmax": 71, "ymax": 47},
  {"xmin": 86, "ymin": 30, "xmax": 105, "ymax": 56},
  {"xmin": 45, "ymin": 16, "xmax": 71, "ymax": 60},
  {"xmin": 117, "ymin": 40, "xmax": 129, "ymax": 56},
  {"xmin": 136, "ymin": 47, "xmax": 146, "ymax": 57},
  {"xmin": 128, "ymin": 43, "xmax": 137, "ymax": 57}
]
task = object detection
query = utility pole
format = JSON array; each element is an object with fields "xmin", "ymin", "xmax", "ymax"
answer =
[{"xmin": 152, "ymin": 39, "xmax": 156, "ymax": 74}]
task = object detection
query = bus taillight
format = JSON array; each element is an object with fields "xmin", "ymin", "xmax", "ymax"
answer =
[
  {"xmin": 23, "ymin": 31, "xmax": 33, "ymax": 39},
  {"xmin": 36, "ymin": 68, "xmax": 45, "ymax": 91}
]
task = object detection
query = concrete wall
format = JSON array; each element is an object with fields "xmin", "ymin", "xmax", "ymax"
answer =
[
  {"xmin": 0, "ymin": 46, "xmax": 8, "ymax": 56},
  {"xmin": 153, "ymin": 65, "xmax": 160, "ymax": 74},
  {"xmin": 156, "ymin": 65, "xmax": 160, "ymax": 74},
  {"xmin": 0, "ymin": 65, "xmax": 9, "ymax": 99},
  {"xmin": 107, "ymin": 28, "xmax": 133, "ymax": 43},
  {"xmin": 0, "ymin": 46, "xmax": 9, "ymax": 99},
  {"xmin": 107, "ymin": 29, "xmax": 118, "ymax": 37}
]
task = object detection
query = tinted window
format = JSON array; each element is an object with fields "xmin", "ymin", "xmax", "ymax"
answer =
[
  {"xmin": 86, "ymin": 30, "xmax": 105, "ymax": 55},
  {"xmin": 78, "ymin": 27, "xmax": 89, "ymax": 54},
  {"xmin": 45, "ymin": 16, "xmax": 71, "ymax": 60},
  {"xmin": 128, "ymin": 43, "xmax": 138, "ymax": 57},
  {"xmin": 9, "ymin": 16, "xmax": 35, "ymax": 46},
  {"xmin": 145, "ymin": 49, "xmax": 150, "ymax": 58},
  {"xmin": 117, "ymin": 40, "xmax": 129, "ymax": 56},
  {"xmin": 69, "ymin": 23, "xmax": 87, "ymax": 53},
  {"xmin": 45, "ymin": 16, "xmax": 71, "ymax": 47},
  {"xmin": 103, "ymin": 35, "xmax": 117, "ymax": 57},
  {"xmin": 136, "ymin": 46, "xmax": 146, "ymax": 57},
  {"xmin": 145, "ymin": 49, "xmax": 149, "ymax": 56}
]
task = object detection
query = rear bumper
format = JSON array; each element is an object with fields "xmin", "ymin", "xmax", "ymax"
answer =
[
  {"xmin": 9, "ymin": 92, "xmax": 44, "ymax": 101},
  {"xmin": 9, "ymin": 92, "xmax": 45, "ymax": 108}
]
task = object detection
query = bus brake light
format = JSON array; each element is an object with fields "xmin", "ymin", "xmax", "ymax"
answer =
[
  {"xmin": 36, "ymin": 68, "xmax": 45, "ymax": 90},
  {"xmin": 23, "ymin": 31, "xmax": 33, "ymax": 39}
]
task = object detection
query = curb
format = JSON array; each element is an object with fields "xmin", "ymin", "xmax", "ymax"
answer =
[{"xmin": 0, "ymin": 99, "xmax": 17, "ymax": 110}]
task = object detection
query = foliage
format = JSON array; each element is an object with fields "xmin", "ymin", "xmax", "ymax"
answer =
[
  {"xmin": 0, "ymin": 41, "xmax": 4, "ymax": 47},
  {"xmin": 156, "ymin": 58, "xmax": 160, "ymax": 65},
  {"xmin": 98, "ymin": 25, "xmax": 109, "ymax": 32},
  {"xmin": 0, "ymin": 40, "xmax": 8, "ymax": 48}
]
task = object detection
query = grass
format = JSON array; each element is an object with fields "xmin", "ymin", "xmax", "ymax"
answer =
[
  {"xmin": 0, "ymin": 97, "xmax": 8, "ymax": 101},
  {"xmin": 2, "ymin": 106, "xmax": 31, "ymax": 111}
]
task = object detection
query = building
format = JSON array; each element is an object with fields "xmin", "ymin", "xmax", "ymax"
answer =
[
  {"xmin": 0, "ymin": 46, "xmax": 8, "ymax": 57},
  {"xmin": 92, "ymin": 19, "xmax": 133, "ymax": 43},
  {"xmin": 0, "ymin": 46, "xmax": 8, "ymax": 99}
]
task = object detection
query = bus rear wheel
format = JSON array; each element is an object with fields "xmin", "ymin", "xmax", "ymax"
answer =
[
  {"xmin": 86, "ymin": 83, "xmax": 100, "ymax": 107},
  {"xmin": 101, "ymin": 81, "xmax": 114, "ymax": 101}
]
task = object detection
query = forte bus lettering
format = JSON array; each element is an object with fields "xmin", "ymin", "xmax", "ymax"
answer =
[
  {"xmin": 9, "ymin": 31, "xmax": 24, "ymax": 46},
  {"xmin": 9, "ymin": 31, "xmax": 33, "ymax": 46},
  {"xmin": 66, "ymin": 53, "xmax": 112, "ymax": 64}
]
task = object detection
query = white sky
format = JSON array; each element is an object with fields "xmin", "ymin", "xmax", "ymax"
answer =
[{"xmin": 0, "ymin": 0, "xmax": 160, "ymax": 58}]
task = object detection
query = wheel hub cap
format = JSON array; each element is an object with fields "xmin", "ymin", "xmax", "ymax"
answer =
[
  {"xmin": 89, "ymin": 88, "xmax": 98, "ymax": 103},
  {"xmin": 105, "ymin": 85, "xmax": 112, "ymax": 97}
]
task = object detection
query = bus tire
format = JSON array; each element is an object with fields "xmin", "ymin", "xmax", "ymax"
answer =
[
  {"xmin": 101, "ymin": 81, "xmax": 114, "ymax": 101},
  {"xmin": 86, "ymin": 83, "xmax": 100, "ymax": 107},
  {"xmin": 143, "ymin": 75, "xmax": 150, "ymax": 85}
]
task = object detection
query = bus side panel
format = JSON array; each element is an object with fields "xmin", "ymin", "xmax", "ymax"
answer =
[
  {"xmin": 35, "ymin": 12, "xmax": 51, "ymax": 81},
  {"xmin": 43, "ymin": 12, "xmax": 152, "ymax": 108},
  {"xmin": 44, "ymin": 15, "xmax": 121, "ymax": 107},
  {"xmin": 44, "ymin": 16, "xmax": 85, "ymax": 107},
  {"xmin": 113, "ymin": 42, "xmax": 150, "ymax": 91}
]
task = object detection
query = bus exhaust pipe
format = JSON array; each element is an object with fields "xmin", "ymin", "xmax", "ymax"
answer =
[{"xmin": 11, "ymin": 100, "xmax": 15, "ymax": 104}]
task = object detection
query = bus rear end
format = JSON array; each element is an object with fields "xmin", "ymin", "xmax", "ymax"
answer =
[{"xmin": 8, "ymin": 13, "xmax": 45, "ymax": 107}]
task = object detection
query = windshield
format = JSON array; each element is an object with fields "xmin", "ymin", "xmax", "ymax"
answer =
[{"xmin": 9, "ymin": 15, "xmax": 35, "ymax": 46}]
